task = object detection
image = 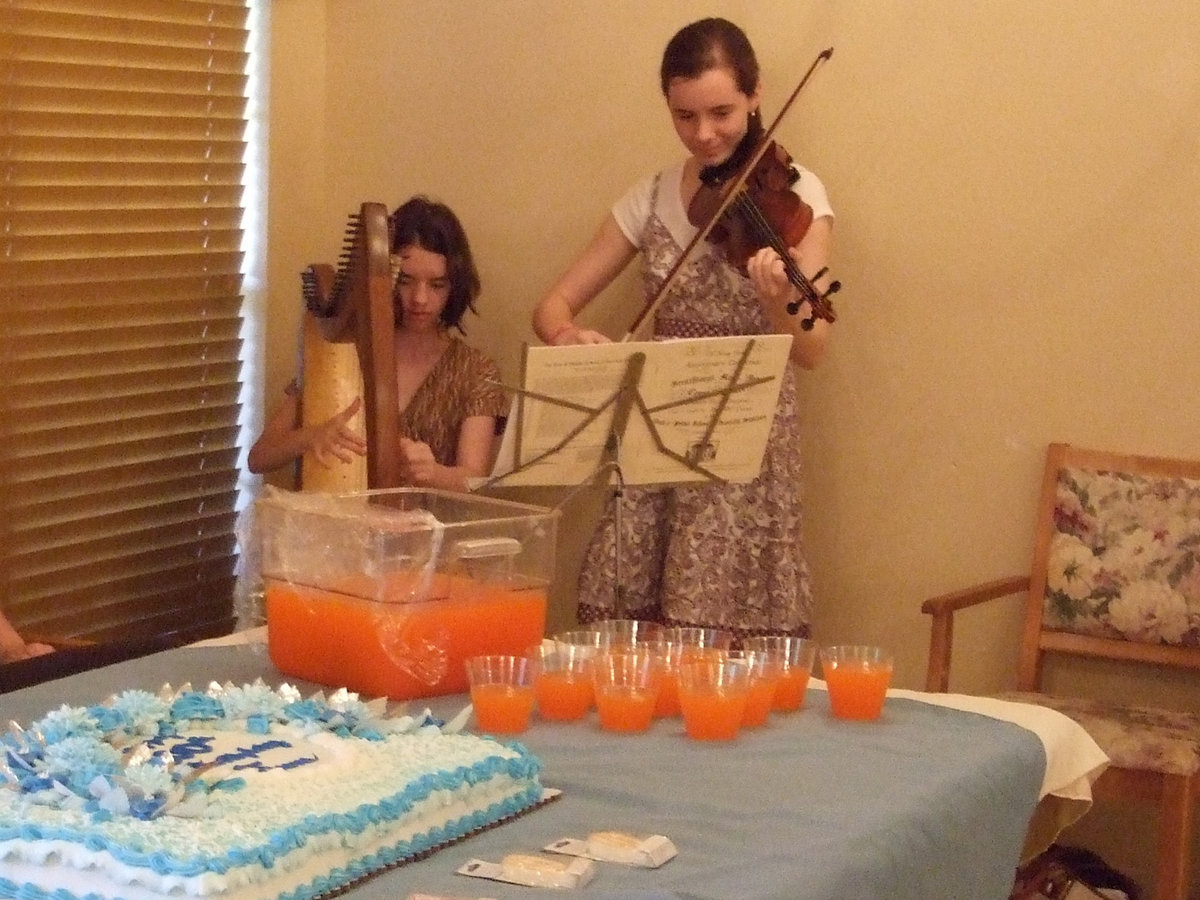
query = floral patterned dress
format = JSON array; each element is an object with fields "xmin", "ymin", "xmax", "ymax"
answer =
[{"xmin": 576, "ymin": 173, "xmax": 813, "ymax": 641}]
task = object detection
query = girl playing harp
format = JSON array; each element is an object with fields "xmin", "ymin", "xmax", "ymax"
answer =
[{"xmin": 249, "ymin": 196, "xmax": 505, "ymax": 492}]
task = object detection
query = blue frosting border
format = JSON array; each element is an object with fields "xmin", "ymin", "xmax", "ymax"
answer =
[
  {"xmin": 0, "ymin": 781, "xmax": 549, "ymax": 900},
  {"xmin": 1, "ymin": 684, "xmax": 546, "ymax": 898}
]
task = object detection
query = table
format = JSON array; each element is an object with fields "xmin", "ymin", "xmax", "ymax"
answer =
[{"xmin": 2, "ymin": 640, "xmax": 1106, "ymax": 900}]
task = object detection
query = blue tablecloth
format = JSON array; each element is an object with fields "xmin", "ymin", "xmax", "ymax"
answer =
[{"xmin": 2, "ymin": 643, "xmax": 1046, "ymax": 900}]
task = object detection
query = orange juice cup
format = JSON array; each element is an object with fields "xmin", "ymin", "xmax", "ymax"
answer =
[
  {"xmin": 744, "ymin": 635, "xmax": 817, "ymax": 712},
  {"xmin": 592, "ymin": 619, "xmax": 663, "ymax": 647},
  {"xmin": 677, "ymin": 658, "xmax": 751, "ymax": 741},
  {"xmin": 644, "ymin": 639, "xmax": 685, "ymax": 718},
  {"xmin": 723, "ymin": 650, "xmax": 782, "ymax": 727},
  {"xmin": 529, "ymin": 644, "xmax": 594, "ymax": 722},
  {"xmin": 646, "ymin": 628, "xmax": 732, "ymax": 718},
  {"xmin": 819, "ymin": 645, "xmax": 894, "ymax": 721},
  {"xmin": 465, "ymin": 654, "xmax": 537, "ymax": 735},
  {"xmin": 592, "ymin": 649, "xmax": 662, "ymax": 733},
  {"xmin": 654, "ymin": 672, "xmax": 682, "ymax": 718}
]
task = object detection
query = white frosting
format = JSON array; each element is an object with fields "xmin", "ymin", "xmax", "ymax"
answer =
[
  {"xmin": 0, "ymin": 699, "xmax": 542, "ymax": 900},
  {"xmin": 3, "ymin": 780, "xmax": 525, "ymax": 900}
]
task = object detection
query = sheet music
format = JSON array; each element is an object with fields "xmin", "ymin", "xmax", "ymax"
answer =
[{"xmin": 487, "ymin": 334, "xmax": 792, "ymax": 487}]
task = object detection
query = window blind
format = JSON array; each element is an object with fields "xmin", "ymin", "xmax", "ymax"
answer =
[{"xmin": 0, "ymin": 0, "xmax": 248, "ymax": 648}]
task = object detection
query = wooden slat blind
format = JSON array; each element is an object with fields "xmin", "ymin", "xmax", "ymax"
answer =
[{"xmin": 0, "ymin": 0, "xmax": 249, "ymax": 646}]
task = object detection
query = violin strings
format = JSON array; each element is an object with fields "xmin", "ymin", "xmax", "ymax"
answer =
[{"xmin": 731, "ymin": 192, "xmax": 820, "ymax": 306}]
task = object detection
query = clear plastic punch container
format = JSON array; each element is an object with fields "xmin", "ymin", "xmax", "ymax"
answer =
[{"xmin": 254, "ymin": 488, "xmax": 558, "ymax": 700}]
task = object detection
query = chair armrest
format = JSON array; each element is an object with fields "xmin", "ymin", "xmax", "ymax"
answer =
[{"xmin": 921, "ymin": 574, "xmax": 1030, "ymax": 692}]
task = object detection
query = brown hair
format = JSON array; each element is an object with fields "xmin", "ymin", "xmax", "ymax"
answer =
[
  {"xmin": 389, "ymin": 195, "xmax": 480, "ymax": 333},
  {"xmin": 659, "ymin": 17, "xmax": 759, "ymax": 97}
]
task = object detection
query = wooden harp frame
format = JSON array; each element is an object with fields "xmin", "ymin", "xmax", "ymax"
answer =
[{"xmin": 303, "ymin": 202, "xmax": 401, "ymax": 489}]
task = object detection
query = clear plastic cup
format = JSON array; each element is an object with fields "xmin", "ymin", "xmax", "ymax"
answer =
[
  {"xmin": 591, "ymin": 648, "xmax": 663, "ymax": 733},
  {"xmin": 819, "ymin": 645, "xmax": 894, "ymax": 721},
  {"xmin": 645, "ymin": 638, "xmax": 686, "ymax": 718},
  {"xmin": 528, "ymin": 643, "xmax": 594, "ymax": 722},
  {"xmin": 677, "ymin": 658, "xmax": 751, "ymax": 741},
  {"xmin": 665, "ymin": 626, "xmax": 734, "ymax": 663},
  {"xmin": 592, "ymin": 619, "xmax": 664, "ymax": 647},
  {"xmin": 744, "ymin": 635, "xmax": 817, "ymax": 712},
  {"xmin": 553, "ymin": 629, "xmax": 603, "ymax": 656},
  {"xmin": 722, "ymin": 649, "xmax": 783, "ymax": 727},
  {"xmin": 465, "ymin": 654, "xmax": 538, "ymax": 734}
]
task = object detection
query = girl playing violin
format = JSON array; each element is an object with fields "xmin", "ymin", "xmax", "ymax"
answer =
[{"xmin": 531, "ymin": 17, "xmax": 836, "ymax": 641}]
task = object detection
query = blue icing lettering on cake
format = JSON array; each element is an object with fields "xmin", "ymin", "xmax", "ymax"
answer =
[{"xmin": 0, "ymin": 680, "xmax": 545, "ymax": 900}]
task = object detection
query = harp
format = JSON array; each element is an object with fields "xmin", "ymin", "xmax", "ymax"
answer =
[{"xmin": 300, "ymin": 201, "xmax": 401, "ymax": 489}]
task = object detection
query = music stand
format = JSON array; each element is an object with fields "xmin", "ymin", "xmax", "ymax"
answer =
[{"xmin": 479, "ymin": 334, "xmax": 792, "ymax": 616}]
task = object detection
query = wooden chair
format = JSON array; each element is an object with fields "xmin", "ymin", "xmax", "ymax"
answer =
[
  {"xmin": 301, "ymin": 201, "xmax": 401, "ymax": 489},
  {"xmin": 922, "ymin": 442, "xmax": 1200, "ymax": 900}
]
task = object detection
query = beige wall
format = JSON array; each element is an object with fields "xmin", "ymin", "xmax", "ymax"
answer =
[{"xmin": 264, "ymin": 4, "xmax": 1199, "ymax": 885}]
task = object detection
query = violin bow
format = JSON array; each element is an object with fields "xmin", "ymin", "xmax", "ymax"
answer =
[{"xmin": 623, "ymin": 46, "xmax": 834, "ymax": 342}]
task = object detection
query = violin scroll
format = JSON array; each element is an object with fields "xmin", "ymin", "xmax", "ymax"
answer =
[{"xmin": 789, "ymin": 268, "xmax": 841, "ymax": 331}]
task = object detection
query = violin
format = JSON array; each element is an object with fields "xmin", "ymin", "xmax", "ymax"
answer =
[
  {"xmin": 624, "ymin": 48, "xmax": 838, "ymax": 340},
  {"xmin": 686, "ymin": 117, "xmax": 840, "ymax": 331}
]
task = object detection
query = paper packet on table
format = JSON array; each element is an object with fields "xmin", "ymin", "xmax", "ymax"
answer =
[
  {"xmin": 458, "ymin": 853, "xmax": 596, "ymax": 889},
  {"xmin": 545, "ymin": 830, "xmax": 677, "ymax": 868}
]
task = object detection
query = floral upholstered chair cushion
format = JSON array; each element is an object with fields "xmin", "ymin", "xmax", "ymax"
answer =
[
  {"xmin": 1043, "ymin": 466, "xmax": 1200, "ymax": 647},
  {"xmin": 995, "ymin": 691, "xmax": 1200, "ymax": 776}
]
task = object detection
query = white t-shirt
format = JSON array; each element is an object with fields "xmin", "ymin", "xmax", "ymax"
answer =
[{"xmin": 612, "ymin": 160, "xmax": 834, "ymax": 250}]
